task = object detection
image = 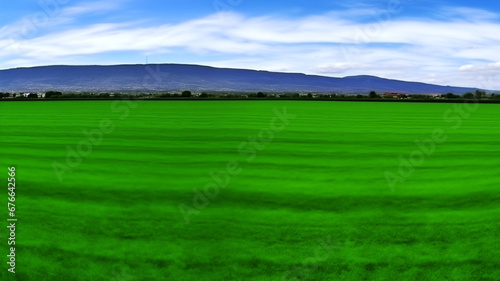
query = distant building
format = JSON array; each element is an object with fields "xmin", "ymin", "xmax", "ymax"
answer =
[
  {"xmin": 427, "ymin": 94, "xmax": 441, "ymax": 98},
  {"xmin": 383, "ymin": 92, "xmax": 400, "ymax": 98},
  {"xmin": 383, "ymin": 92, "xmax": 407, "ymax": 99}
]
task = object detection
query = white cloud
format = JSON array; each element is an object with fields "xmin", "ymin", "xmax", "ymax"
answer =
[{"xmin": 459, "ymin": 62, "xmax": 500, "ymax": 72}]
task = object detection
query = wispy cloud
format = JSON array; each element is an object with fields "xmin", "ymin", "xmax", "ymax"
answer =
[
  {"xmin": 61, "ymin": 1, "xmax": 125, "ymax": 17},
  {"xmin": 435, "ymin": 7, "xmax": 499, "ymax": 21},
  {"xmin": 460, "ymin": 62, "xmax": 500, "ymax": 72}
]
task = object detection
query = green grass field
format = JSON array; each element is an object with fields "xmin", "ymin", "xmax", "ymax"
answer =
[{"xmin": 0, "ymin": 100, "xmax": 499, "ymax": 281}]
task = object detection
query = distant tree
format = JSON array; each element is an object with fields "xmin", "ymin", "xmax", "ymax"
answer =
[
  {"xmin": 0, "ymin": 92, "xmax": 4, "ymax": 98},
  {"xmin": 306, "ymin": 93, "xmax": 313, "ymax": 98},
  {"xmin": 225, "ymin": 94, "xmax": 239, "ymax": 99},
  {"xmin": 71, "ymin": 94, "xmax": 82, "ymax": 98},
  {"xmin": 444, "ymin": 93, "xmax": 458, "ymax": 99},
  {"xmin": 45, "ymin": 91, "xmax": 63, "ymax": 98},
  {"xmin": 257, "ymin": 92, "xmax": 267, "ymax": 98},
  {"xmin": 199, "ymin": 92, "xmax": 209, "ymax": 98},
  {"xmin": 27, "ymin": 93, "xmax": 38, "ymax": 98},
  {"xmin": 463, "ymin": 92, "xmax": 474, "ymax": 99},
  {"xmin": 475, "ymin": 89, "xmax": 485, "ymax": 99},
  {"xmin": 356, "ymin": 94, "xmax": 364, "ymax": 99},
  {"xmin": 181, "ymin": 90, "xmax": 192, "ymax": 97},
  {"xmin": 369, "ymin": 91, "xmax": 378, "ymax": 98}
]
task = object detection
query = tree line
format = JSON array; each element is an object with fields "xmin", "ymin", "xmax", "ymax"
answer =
[{"xmin": 1, "ymin": 89, "xmax": 499, "ymax": 101}]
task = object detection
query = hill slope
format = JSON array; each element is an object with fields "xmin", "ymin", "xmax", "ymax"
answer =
[{"xmin": 0, "ymin": 64, "xmax": 479, "ymax": 94}]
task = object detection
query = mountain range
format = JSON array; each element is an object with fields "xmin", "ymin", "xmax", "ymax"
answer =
[{"xmin": 0, "ymin": 64, "xmax": 482, "ymax": 94}]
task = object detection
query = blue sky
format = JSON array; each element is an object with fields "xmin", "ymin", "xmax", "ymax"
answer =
[{"xmin": 1, "ymin": 0, "xmax": 500, "ymax": 89}]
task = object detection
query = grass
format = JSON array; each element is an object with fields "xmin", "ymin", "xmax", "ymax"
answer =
[{"xmin": 0, "ymin": 100, "xmax": 499, "ymax": 281}]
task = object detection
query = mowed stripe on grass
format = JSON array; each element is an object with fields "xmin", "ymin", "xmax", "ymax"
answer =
[{"xmin": 0, "ymin": 100, "xmax": 499, "ymax": 281}]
